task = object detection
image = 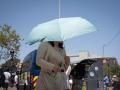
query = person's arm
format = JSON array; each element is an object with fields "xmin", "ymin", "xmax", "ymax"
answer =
[
  {"xmin": 62, "ymin": 48, "xmax": 70, "ymax": 71},
  {"xmin": 64, "ymin": 56, "xmax": 70, "ymax": 71}
]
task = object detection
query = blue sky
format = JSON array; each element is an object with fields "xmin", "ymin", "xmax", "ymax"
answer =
[{"xmin": 0, "ymin": 0, "xmax": 120, "ymax": 64}]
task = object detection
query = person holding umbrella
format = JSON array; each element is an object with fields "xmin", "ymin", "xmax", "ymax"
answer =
[
  {"xmin": 36, "ymin": 41, "xmax": 70, "ymax": 90},
  {"xmin": 27, "ymin": 17, "xmax": 96, "ymax": 90}
]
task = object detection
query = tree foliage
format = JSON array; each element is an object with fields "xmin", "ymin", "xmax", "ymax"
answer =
[
  {"xmin": 0, "ymin": 24, "xmax": 21, "ymax": 62},
  {"xmin": 2, "ymin": 58, "xmax": 21, "ymax": 72},
  {"xmin": 110, "ymin": 65, "xmax": 120, "ymax": 76},
  {"xmin": 104, "ymin": 63, "xmax": 120, "ymax": 77},
  {"xmin": 104, "ymin": 64, "xmax": 111, "ymax": 76}
]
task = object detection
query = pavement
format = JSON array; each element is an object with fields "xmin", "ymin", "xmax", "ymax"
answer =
[
  {"xmin": 0, "ymin": 86, "xmax": 16, "ymax": 90},
  {"xmin": 107, "ymin": 87, "xmax": 114, "ymax": 90},
  {"xmin": 0, "ymin": 85, "xmax": 116, "ymax": 90},
  {"xmin": 0, "ymin": 85, "xmax": 30, "ymax": 90}
]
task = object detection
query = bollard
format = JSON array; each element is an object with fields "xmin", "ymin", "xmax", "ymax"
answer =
[
  {"xmin": 82, "ymin": 79, "xmax": 87, "ymax": 90},
  {"xmin": 32, "ymin": 76, "xmax": 39, "ymax": 90}
]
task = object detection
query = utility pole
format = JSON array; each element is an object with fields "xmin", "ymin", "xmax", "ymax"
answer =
[
  {"xmin": 102, "ymin": 44, "xmax": 106, "ymax": 57},
  {"xmin": 59, "ymin": 0, "xmax": 61, "ymax": 19}
]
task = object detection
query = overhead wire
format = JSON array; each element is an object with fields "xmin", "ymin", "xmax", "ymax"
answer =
[
  {"xmin": 103, "ymin": 30, "xmax": 120, "ymax": 56},
  {"xmin": 105, "ymin": 30, "xmax": 120, "ymax": 46}
]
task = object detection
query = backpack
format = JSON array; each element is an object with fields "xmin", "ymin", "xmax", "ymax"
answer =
[
  {"xmin": 32, "ymin": 50, "xmax": 41, "ymax": 70},
  {"xmin": 30, "ymin": 50, "xmax": 41, "ymax": 76}
]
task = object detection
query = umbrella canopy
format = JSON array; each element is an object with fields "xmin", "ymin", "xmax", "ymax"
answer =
[{"xmin": 27, "ymin": 17, "xmax": 96, "ymax": 45}]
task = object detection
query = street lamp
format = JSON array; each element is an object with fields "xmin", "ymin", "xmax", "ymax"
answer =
[
  {"xmin": 10, "ymin": 49, "xmax": 14, "ymax": 60},
  {"xmin": 10, "ymin": 49, "xmax": 14, "ymax": 72}
]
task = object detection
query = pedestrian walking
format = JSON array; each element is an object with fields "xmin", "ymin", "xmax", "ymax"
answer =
[
  {"xmin": 36, "ymin": 41, "xmax": 70, "ymax": 90},
  {"xmin": 0, "ymin": 69, "xmax": 5, "ymax": 90},
  {"xmin": 65, "ymin": 65, "xmax": 72, "ymax": 90},
  {"xmin": 9, "ymin": 74, "xmax": 15, "ymax": 87},
  {"xmin": 103, "ymin": 75, "xmax": 110, "ymax": 90},
  {"xmin": 3, "ymin": 69, "xmax": 11, "ymax": 90},
  {"xmin": 14, "ymin": 72, "xmax": 19, "ymax": 90},
  {"xmin": 111, "ymin": 75, "xmax": 119, "ymax": 90}
]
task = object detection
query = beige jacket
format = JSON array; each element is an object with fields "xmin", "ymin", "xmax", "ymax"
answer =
[{"xmin": 36, "ymin": 42, "xmax": 68, "ymax": 90}]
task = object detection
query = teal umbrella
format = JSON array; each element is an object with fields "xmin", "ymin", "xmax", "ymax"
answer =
[{"xmin": 27, "ymin": 17, "xmax": 96, "ymax": 45}]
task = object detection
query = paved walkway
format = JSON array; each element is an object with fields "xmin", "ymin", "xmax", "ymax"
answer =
[
  {"xmin": 0, "ymin": 85, "xmax": 31, "ymax": 90},
  {"xmin": 0, "ymin": 87, "xmax": 16, "ymax": 90},
  {"xmin": 107, "ymin": 87, "xmax": 114, "ymax": 90}
]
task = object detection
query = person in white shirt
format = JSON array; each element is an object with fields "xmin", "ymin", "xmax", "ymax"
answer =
[
  {"xmin": 14, "ymin": 72, "xmax": 19, "ymax": 90},
  {"xmin": 4, "ymin": 69, "xmax": 11, "ymax": 90},
  {"xmin": 66, "ymin": 65, "xmax": 72, "ymax": 90}
]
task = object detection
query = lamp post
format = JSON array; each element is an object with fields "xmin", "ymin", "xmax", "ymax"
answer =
[
  {"xmin": 10, "ymin": 49, "xmax": 14, "ymax": 72},
  {"xmin": 10, "ymin": 49, "xmax": 14, "ymax": 60},
  {"xmin": 102, "ymin": 44, "xmax": 106, "ymax": 57}
]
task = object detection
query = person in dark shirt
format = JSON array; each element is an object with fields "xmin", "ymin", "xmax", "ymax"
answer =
[{"xmin": 0, "ymin": 69, "xmax": 5, "ymax": 89}]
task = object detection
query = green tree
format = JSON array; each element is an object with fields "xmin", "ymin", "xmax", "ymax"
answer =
[
  {"xmin": 104, "ymin": 64, "xmax": 112, "ymax": 76},
  {"xmin": 2, "ymin": 58, "xmax": 21, "ymax": 72},
  {"xmin": 0, "ymin": 24, "xmax": 21, "ymax": 63},
  {"xmin": 110, "ymin": 65, "xmax": 120, "ymax": 76}
]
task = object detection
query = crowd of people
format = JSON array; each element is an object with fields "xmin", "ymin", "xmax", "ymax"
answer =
[
  {"xmin": 103, "ymin": 74, "xmax": 120, "ymax": 90},
  {"xmin": 0, "ymin": 68, "xmax": 18, "ymax": 90}
]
